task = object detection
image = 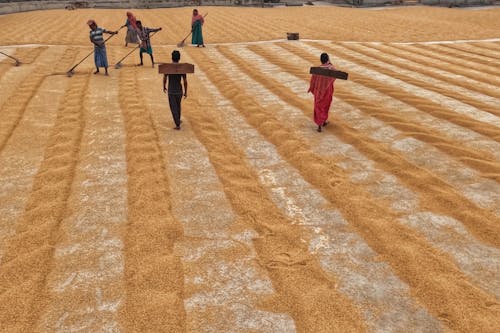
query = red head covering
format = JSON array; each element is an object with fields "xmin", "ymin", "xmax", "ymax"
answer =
[
  {"xmin": 87, "ymin": 19, "xmax": 96, "ymax": 26},
  {"xmin": 126, "ymin": 12, "xmax": 138, "ymax": 30}
]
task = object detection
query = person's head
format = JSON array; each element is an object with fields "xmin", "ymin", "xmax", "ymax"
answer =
[
  {"xmin": 172, "ymin": 50, "xmax": 181, "ymax": 63},
  {"xmin": 136, "ymin": 20, "xmax": 142, "ymax": 29},
  {"xmin": 87, "ymin": 19, "xmax": 97, "ymax": 30},
  {"xmin": 320, "ymin": 53, "xmax": 329, "ymax": 64},
  {"xmin": 126, "ymin": 11, "xmax": 133, "ymax": 17},
  {"xmin": 193, "ymin": 9, "xmax": 198, "ymax": 16}
]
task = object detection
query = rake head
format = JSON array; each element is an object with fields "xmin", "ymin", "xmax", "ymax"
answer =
[
  {"xmin": 66, "ymin": 70, "xmax": 74, "ymax": 77},
  {"xmin": 114, "ymin": 62, "xmax": 122, "ymax": 69}
]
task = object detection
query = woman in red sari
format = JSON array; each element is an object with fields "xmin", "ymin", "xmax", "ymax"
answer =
[{"xmin": 308, "ymin": 53, "xmax": 336, "ymax": 132}]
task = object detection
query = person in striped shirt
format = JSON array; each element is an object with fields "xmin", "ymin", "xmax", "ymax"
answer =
[
  {"xmin": 136, "ymin": 20, "xmax": 162, "ymax": 68},
  {"xmin": 87, "ymin": 19, "xmax": 117, "ymax": 75}
]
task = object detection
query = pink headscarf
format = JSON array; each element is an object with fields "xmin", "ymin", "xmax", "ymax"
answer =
[
  {"xmin": 191, "ymin": 10, "xmax": 204, "ymax": 25},
  {"xmin": 87, "ymin": 19, "xmax": 96, "ymax": 26}
]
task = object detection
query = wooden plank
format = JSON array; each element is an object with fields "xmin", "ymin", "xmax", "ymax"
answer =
[
  {"xmin": 158, "ymin": 63, "xmax": 195, "ymax": 74},
  {"xmin": 310, "ymin": 67, "xmax": 348, "ymax": 80}
]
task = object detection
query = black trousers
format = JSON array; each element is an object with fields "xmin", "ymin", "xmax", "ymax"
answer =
[{"xmin": 168, "ymin": 93, "xmax": 182, "ymax": 127}]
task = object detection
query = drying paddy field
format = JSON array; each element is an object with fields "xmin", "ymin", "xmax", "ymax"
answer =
[{"xmin": 0, "ymin": 5, "xmax": 499, "ymax": 332}]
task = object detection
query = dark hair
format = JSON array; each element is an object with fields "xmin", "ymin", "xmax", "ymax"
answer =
[
  {"xmin": 172, "ymin": 50, "xmax": 181, "ymax": 62},
  {"xmin": 320, "ymin": 53, "xmax": 329, "ymax": 64},
  {"xmin": 136, "ymin": 20, "xmax": 142, "ymax": 25}
]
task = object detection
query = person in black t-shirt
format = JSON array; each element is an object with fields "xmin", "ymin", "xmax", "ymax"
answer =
[{"xmin": 163, "ymin": 50, "xmax": 188, "ymax": 130}]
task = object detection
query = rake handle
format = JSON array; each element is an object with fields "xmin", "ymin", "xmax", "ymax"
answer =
[
  {"xmin": 115, "ymin": 30, "xmax": 159, "ymax": 67},
  {"xmin": 67, "ymin": 25, "xmax": 123, "ymax": 73},
  {"xmin": 0, "ymin": 51, "xmax": 21, "ymax": 64}
]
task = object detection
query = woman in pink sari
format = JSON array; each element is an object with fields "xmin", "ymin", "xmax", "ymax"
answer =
[
  {"xmin": 308, "ymin": 53, "xmax": 336, "ymax": 132},
  {"xmin": 191, "ymin": 9, "xmax": 205, "ymax": 47}
]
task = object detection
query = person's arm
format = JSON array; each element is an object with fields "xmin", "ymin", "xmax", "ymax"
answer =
[
  {"xmin": 103, "ymin": 29, "xmax": 118, "ymax": 35},
  {"xmin": 182, "ymin": 74, "xmax": 188, "ymax": 98},
  {"xmin": 151, "ymin": 27, "xmax": 162, "ymax": 33},
  {"xmin": 163, "ymin": 75, "xmax": 168, "ymax": 93}
]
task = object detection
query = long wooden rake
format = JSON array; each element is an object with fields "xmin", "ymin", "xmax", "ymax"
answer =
[
  {"xmin": 0, "ymin": 51, "xmax": 21, "ymax": 66},
  {"xmin": 66, "ymin": 26, "xmax": 123, "ymax": 77},
  {"xmin": 114, "ymin": 31, "xmax": 159, "ymax": 69}
]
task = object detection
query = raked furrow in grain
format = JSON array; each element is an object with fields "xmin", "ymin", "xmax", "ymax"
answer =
[
  {"xmin": 0, "ymin": 47, "xmax": 49, "ymax": 124},
  {"xmin": 458, "ymin": 42, "xmax": 500, "ymax": 58},
  {"xmin": 188, "ymin": 45, "xmax": 500, "ymax": 332},
  {"xmin": 0, "ymin": 68, "xmax": 69, "ymax": 266},
  {"xmin": 249, "ymin": 43, "xmax": 500, "ymax": 171},
  {"xmin": 314, "ymin": 42, "xmax": 500, "ymax": 128},
  {"xmin": 394, "ymin": 43, "xmax": 500, "ymax": 89},
  {"xmin": 0, "ymin": 46, "xmax": 78, "ymax": 263},
  {"xmin": 0, "ymin": 46, "xmax": 63, "ymax": 154},
  {"xmin": 368, "ymin": 43, "xmax": 500, "ymax": 100},
  {"xmin": 472, "ymin": 41, "xmax": 500, "ymax": 54},
  {"xmin": 296, "ymin": 42, "xmax": 500, "ymax": 213},
  {"xmin": 221, "ymin": 43, "xmax": 500, "ymax": 299},
  {"xmin": 37, "ymin": 58, "xmax": 127, "ymax": 331},
  {"xmin": 398, "ymin": 44, "xmax": 500, "ymax": 86},
  {"xmin": 0, "ymin": 46, "xmax": 47, "ymax": 84},
  {"xmin": 0, "ymin": 72, "xmax": 89, "ymax": 331},
  {"xmin": 341, "ymin": 42, "xmax": 500, "ymax": 112},
  {"xmin": 412, "ymin": 44, "xmax": 499, "ymax": 76},
  {"xmin": 440, "ymin": 43, "xmax": 500, "ymax": 62},
  {"xmin": 118, "ymin": 67, "xmax": 185, "ymax": 332},
  {"xmin": 135, "ymin": 62, "xmax": 297, "ymax": 332},
  {"xmin": 281, "ymin": 42, "xmax": 500, "ymax": 142}
]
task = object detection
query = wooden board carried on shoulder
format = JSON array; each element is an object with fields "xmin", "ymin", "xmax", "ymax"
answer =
[
  {"xmin": 158, "ymin": 63, "xmax": 195, "ymax": 74},
  {"xmin": 309, "ymin": 67, "xmax": 348, "ymax": 80}
]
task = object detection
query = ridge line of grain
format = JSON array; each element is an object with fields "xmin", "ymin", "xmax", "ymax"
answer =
[
  {"xmin": 247, "ymin": 43, "xmax": 500, "ymax": 177},
  {"xmin": 0, "ymin": 47, "xmax": 60, "ymax": 153},
  {"xmin": 310, "ymin": 42, "xmax": 500, "ymax": 134},
  {"xmin": 338, "ymin": 43, "xmax": 500, "ymax": 116},
  {"xmin": 366, "ymin": 43, "xmax": 500, "ymax": 99},
  {"xmin": 409, "ymin": 43, "xmax": 500, "ymax": 79},
  {"xmin": 0, "ymin": 71, "xmax": 89, "ymax": 331},
  {"xmin": 117, "ymin": 67, "xmax": 186, "ymax": 332},
  {"xmin": 440, "ymin": 43, "xmax": 500, "ymax": 62},
  {"xmin": 282, "ymin": 42, "xmax": 500, "ymax": 142},
  {"xmin": 341, "ymin": 42, "xmax": 500, "ymax": 111}
]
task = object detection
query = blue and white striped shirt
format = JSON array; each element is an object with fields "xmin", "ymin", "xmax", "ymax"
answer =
[{"xmin": 89, "ymin": 27, "xmax": 107, "ymax": 43}]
